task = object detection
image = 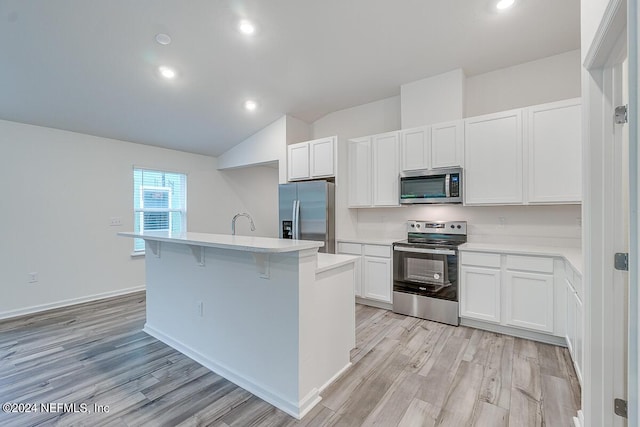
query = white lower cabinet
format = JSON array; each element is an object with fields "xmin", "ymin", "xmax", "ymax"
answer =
[
  {"xmin": 565, "ymin": 271, "xmax": 583, "ymax": 383},
  {"xmin": 337, "ymin": 241, "xmax": 392, "ymax": 304},
  {"xmin": 363, "ymin": 256, "xmax": 392, "ymax": 302},
  {"xmin": 460, "ymin": 266, "xmax": 501, "ymax": 323},
  {"xmin": 504, "ymin": 270, "xmax": 554, "ymax": 333},
  {"xmin": 460, "ymin": 248, "xmax": 583, "ymax": 384},
  {"xmin": 460, "ymin": 251, "xmax": 556, "ymax": 334},
  {"xmin": 565, "ymin": 279, "xmax": 576, "ymax": 354}
]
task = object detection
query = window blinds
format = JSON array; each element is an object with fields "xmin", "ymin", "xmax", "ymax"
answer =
[{"xmin": 133, "ymin": 168, "xmax": 187, "ymax": 252}]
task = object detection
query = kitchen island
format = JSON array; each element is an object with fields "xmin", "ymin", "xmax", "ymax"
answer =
[{"xmin": 118, "ymin": 231, "xmax": 357, "ymax": 419}]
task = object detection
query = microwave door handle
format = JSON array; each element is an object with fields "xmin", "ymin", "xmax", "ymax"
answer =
[
  {"xmin": 393, "ymin": 246, "xmax": 456, "ymax": 256},
  {"xmin": 445, "ymin": 174, "xmax": 451, "ymax": 198}
]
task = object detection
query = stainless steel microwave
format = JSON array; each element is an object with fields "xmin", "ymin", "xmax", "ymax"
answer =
[{"xmin": 399, "ymin": 167, "xmax": 463, "ymax": 204}]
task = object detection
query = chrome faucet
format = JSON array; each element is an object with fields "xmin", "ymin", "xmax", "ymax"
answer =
[{"xmin": 231, "ymin": 212, "xmax": 256, "ymax": 235}]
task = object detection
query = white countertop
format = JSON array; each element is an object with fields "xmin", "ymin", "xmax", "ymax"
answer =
[
  {"xmin": 459, "ymin": 242, "xmax": 582, "ymax": 275},
  {"xmin": 316, "ymin": 253, "xmax": 359, "ymax": 274},
  {"xmin": 118, "ymin": 231, "xmax": 324, "ymax": 253},
  {"xmin": 336, "ymin": 237, "xmax": 401, "ymax": 246}
]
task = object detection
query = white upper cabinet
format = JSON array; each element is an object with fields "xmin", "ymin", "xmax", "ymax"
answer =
[
  {"xmin": 464, "ymin": 109, "xmax": 524, "ymax": 205},
  {"xmin": 287, "ymin": 136, "xmax": 336, "ymax": 181},
  {"xmin": 400, "ymin": 121, "xmax": 463, "ymax": 172},
  {"xmin": 431, "ymin": 120, "xmax": 464, "ymax": 169},
  {"xmin": 527, "ymin": 98, "xmax": 582, "ymax": 203},
  {"xmin": 372, "ymin": 132, "xmax": 400, "ymax": 206},
  {"xmin": 348, "ymin": 137, "xmax": 373, "ymax": 207},
  {"xmin": 310, "ymin": 137, "xmax": 336, "ymax": 178},
  {"xmin": 287, "ymin": 142, "xmax": 310, "ymax": 181},
  {"xmin": 400, "ymin": 126, "xmax": 430, "ymax": 171},
  {"xmin": 348, "ymin": 132, "xmax": 400, "ymax": 207}
]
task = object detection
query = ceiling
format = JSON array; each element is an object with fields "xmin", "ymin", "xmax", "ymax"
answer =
[{"xmin": 0, "ymin": 0, "xmax": 580, "ymax": 157}]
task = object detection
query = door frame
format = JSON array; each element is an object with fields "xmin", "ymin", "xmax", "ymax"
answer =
[{"xmin": 582, "ymin": 0, "xmax": 636, "ymax": 426}]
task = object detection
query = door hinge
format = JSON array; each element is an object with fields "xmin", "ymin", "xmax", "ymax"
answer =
[
  {"xmin": 615, "ymin": 105, "xmax": 628, "ymax": 124},
  {"xmin": 614, "ymin": 253, "xmax": 629, "ymax": 271},
  {"xmin": 614, "ymin": 398, "xmax": 628, "ymax": 418}
]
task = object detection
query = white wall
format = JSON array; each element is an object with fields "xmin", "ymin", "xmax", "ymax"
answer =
[
  {"xmin": 217, "ymin": 115, "xmax": 311, "ymax": 184},
  {"xmin": 581, "ymin": 0, "xmax": 613, "ymax": 63},
  {"xmin": 466, "ymin": 50, "xmax": 582, "ymax": 117},
  {"xmin": 217, "ymin": 116, "xmax": 287, "ymax": 183},
  {"xmin": 401, "ymin": 69, "xmax": 465, "ymax": 128},
  {"xmin": 218, "ymin": 166, "xmax": 279, "ymax": 237},
  {"xmin": 311, "ymin": 51, "xmax": 582, "ymax": 245},
  {"xmin": 0, "ymin": 120, "xmax": 278, "ymax": 318},
  {"xmin": 286, "ymin": 115, "xmax": 311, "ymax": 145},
  {"xmin": 311, "ymin": 96, "xmax": 401, "ymax": 238}
]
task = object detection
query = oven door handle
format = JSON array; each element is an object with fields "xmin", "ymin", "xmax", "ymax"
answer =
[{"xmin": 393, "ymin": 246, "xmax": 456, "ymax": 256}]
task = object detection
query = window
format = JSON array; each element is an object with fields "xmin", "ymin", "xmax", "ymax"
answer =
[{"xmin": 133, "ymin": 168, "xmax": 187, "ymax": 252}]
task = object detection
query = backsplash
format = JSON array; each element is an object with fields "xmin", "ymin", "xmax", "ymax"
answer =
[{"xmin": 353, "ymin": 204, "xmax": 582, "ymax": 248}]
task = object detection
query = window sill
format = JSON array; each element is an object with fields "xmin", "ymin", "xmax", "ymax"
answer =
[{"xmin": 131, "ymin": 251, "xmax": 145, "ymax": 258}]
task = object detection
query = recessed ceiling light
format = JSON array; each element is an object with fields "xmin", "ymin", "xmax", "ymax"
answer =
[
  {"xmin": 239, "ymin": 20, "xmax": 256, "ymax": 35},
  {"xmin": 158, "ymin": 66, "xmax": 176, "ymax": 79},
  {"xmin": 155, "ymin": 33, "xmax": 172, "ymax": 45},
  {"xmin": 244, "ymin": 100, "xmax": 258, "ymax": 111},
  {"xmin": 496, "ymin": 0, "xmax": 515, "ymax": 10}
]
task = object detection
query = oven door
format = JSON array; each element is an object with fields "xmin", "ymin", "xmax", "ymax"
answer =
[{"xmin": 393, "ymin": 245, "xmax": 458, "ymax": 301}]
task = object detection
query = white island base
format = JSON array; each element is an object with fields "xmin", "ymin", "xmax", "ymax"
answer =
[{"xmin": 119, "ymin": 231, "xmax": 357, "ymax": 419}]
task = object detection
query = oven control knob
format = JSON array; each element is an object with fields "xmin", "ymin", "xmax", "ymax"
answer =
[
  {"xmin": 433, "ymin": 273, "xmax": 440, "ymax": 280},
  {"xmin": 450, "ymin": 225, "xmax": 455, "ymax": 229},
  {"xmin": 457, "ymin": 225, "xmax": 461, "ymax": 229},
  {"xmin": 410, "ymin": 223, "xmax": 415, "ymax": 228},
  {"xmin": 416, "ymin": 224, "xmax": 421, "ymax": 228}
]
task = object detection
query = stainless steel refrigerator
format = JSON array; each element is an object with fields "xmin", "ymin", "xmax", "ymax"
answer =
[{"xmin": 279, "ymin": 180, "xmax": 335, "ymax": 253}]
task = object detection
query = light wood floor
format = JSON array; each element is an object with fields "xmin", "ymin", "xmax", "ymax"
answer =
[{"xmin": 0, "ymin": 292, "xmax": 580, "ymax": 426}]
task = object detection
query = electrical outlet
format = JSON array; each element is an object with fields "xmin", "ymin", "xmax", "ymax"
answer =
[
  {"xmin": 498, "ymin": 217, "xmax": 506, "ymax": 228},
  {"xmin": 28, "ymin": 272, "xmax": 38, "ymax": 283},
  {"xmin": 110, "ymin": 217, "xmax": 123, "ymax": 227},
  {"xmin": 576, "ymin": 217, "xmax": 582, "ymax": 227}
]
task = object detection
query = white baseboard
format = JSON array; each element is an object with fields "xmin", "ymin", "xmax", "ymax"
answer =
[
  {"xmin": 144, "ymin": 324, "xmax": 320, "ymax": 420},
  {"xmin": 319, "ymin": 362, "xmax": 352, "ymax": 393},
  {"xmin": 356, "ymin": 297, "xmax": 392, "ymax": 310},
  {"xmin": 0, "ymin": 285, "xmax": 146, "ymax": 321},
  {"xmin": 460, "ymin": 318, "xmax": 567, "ymax": 346}
]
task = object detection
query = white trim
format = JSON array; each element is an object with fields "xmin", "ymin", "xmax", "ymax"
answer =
[
  {"xmin": 0, "ymin": 285, "xmax": 145, "ymax": 321},
  {"xmin": 628, "ymin": 1, "xmax": 639, "ymax": 424},
  {"xmin": 459, "ymin": 318, "xmax": 567, "ymax": 346},
  {"xmin": 355, "ymin": 297, "xmax": 392, "ymax": 310},
  {"xmin": 583, "ymin": 2, "xmax": 629, "ymax": 425},
  {"xmin": 143, "ymin": 324, "xmax": 340, "ymax": 420},
  {"xmin": 583, "ymin": 0, "xmax": 626, "ymax": 69},
  {"xmin": 132, "ymin": 164, "xmax": 190, "ymax": 176},
  {"xmin": 318, "ymin": 362, "xmax": 352, "ymax": 393}
]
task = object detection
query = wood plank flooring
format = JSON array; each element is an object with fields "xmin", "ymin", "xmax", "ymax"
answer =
[{"xmin": 0, "ymin": 292, "xmax": 581, "ymax": 426}]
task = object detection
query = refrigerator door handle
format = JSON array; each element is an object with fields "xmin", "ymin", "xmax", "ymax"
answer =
[
  {"xmin": 292, "ymin": 200, "xmax": 300, "ymax": 239},
  {"xmin": 291, "ymin": 200, "xmax": 297, "ymax": 239}
]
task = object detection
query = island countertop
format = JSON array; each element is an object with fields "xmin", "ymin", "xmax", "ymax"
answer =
[{"xmin": 118, "ymin": 230, "xmax": 324, "ymax": 253}]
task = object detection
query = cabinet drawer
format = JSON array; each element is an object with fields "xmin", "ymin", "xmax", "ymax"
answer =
[
  {"xmin": 337, "ymin": 242, "xmax": 362, "ymax": 255},
  {"xmin": 364, "ymin": 244, "xmax": 391, "ymax": 258},
  {"xmin": 506, "ymin": 255, "xmax": 554, "ymax": 273},
  {"xmin": 460, "ymin": 252, "xmax": 501, "ymax": 268}
]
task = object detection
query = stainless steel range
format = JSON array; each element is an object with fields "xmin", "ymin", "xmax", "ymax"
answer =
[{"xmin": 392, "ymin": 220, "xmax": 467, "ymax": 326}]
